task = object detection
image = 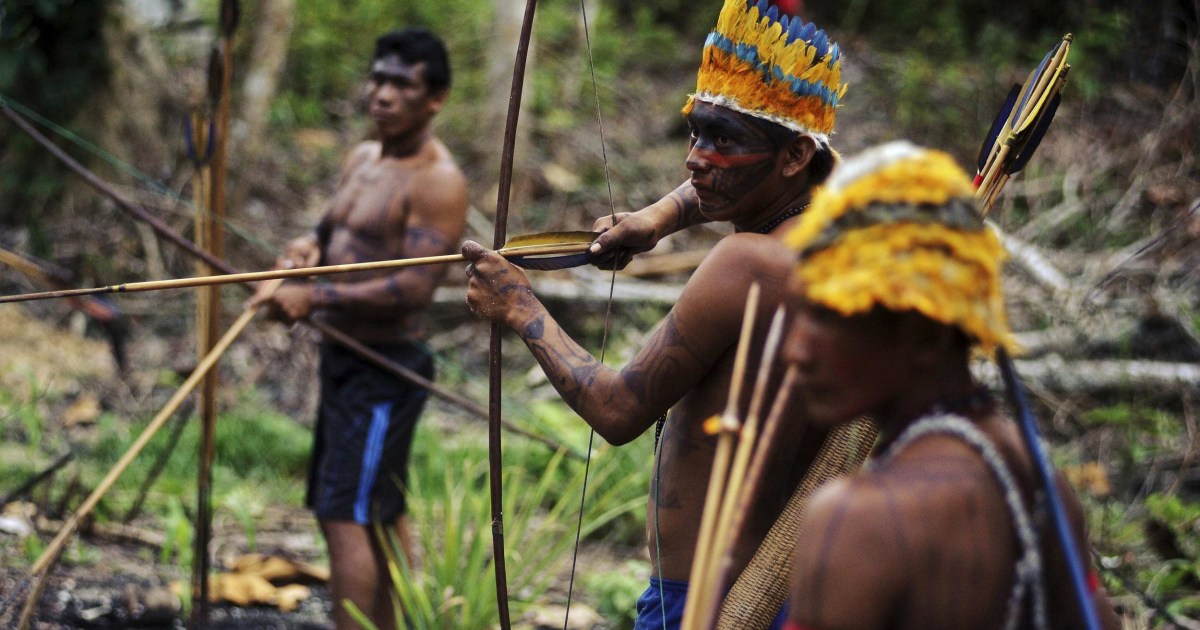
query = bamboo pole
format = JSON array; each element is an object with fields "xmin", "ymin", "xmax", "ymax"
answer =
[
  {"xmin": 0, "ymin": 241, "xmax": 593, "ymax": 304},
  {"xmin": 724, "ymin": 366, "xmax": 798, "ymax": 554},
  {"xmin": 680, "ymin": 282, "xmax": 761, "ymax": 629},
  {"xmin": 18, "ymin": 280, "xmax": 282, "ymax": 630},
  {"xmin": 192, "ymin": 101, "xmax": 223, "ymax": 626},
  {"xmin": 699, "ymin": 305, "xmax": 787, "ymax": 628}
]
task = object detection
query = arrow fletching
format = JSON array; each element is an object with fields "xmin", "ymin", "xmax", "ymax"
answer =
[
  {"xmin": 975, "ymin": 34, "xmax": 1072, "ymax": 212},
  {"xmin": 977, "ymin": 85, "xmax": 1019, "ymax": 173},
  {"xmin": 502, "ymin": 231, "xmax": 599, "ymax": 270},
  {"xmin": 1009, "ymin": 91, "xmax": 1062, "ymax": 174}
]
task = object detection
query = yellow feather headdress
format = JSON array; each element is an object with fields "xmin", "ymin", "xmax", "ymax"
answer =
[
  {"xmin": 683, "ymin": 0, "xmax": 847, "ymax": 143},
  {"xmin": 784, "ymin": 141, "xmax": 1016, "ymax": 353}
]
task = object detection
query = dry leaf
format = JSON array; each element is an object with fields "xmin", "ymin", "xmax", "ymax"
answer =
[
  {"xmin": 1064, "ymin": 462, "xmax": 1111, "ymax": 497},
  {"xmin": 64, "ymin": 393, "xmax": 102, "ymax": 426},
  {"xmin": 274, "ymin": 584, "xmax": 311, "ymax": 612}
]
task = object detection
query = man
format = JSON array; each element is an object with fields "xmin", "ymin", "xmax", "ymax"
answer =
[
  {"xmin": 251, "ymin": 29, "xmax": 467, "ymax": 630},
  {"xmin": 463, "ymin": 1, "xmax": 845, "ymax": 627},
  {"xmin": 779, "ymin": 141, "xmax": 1121, "ymax": 629}
]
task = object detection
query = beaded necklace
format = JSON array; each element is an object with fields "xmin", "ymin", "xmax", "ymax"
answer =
[{"xmin": 750, "ymin": 204, "xmax": 807, "ymax": 235}]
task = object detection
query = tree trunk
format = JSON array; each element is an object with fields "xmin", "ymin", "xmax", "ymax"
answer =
[
  {"xmin": 237, "ymin": 0, "xmax": 295, "ymax": 180},
  {"xmin": 484, "ymin": 0, "xmax": 536, "ymax": 223}
]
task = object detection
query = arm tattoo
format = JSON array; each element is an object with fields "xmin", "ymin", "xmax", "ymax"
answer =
[
  {"xmin": 405, "ymin": 226, "xmax": 451, "ymax": 255},
  {"xmin": 314, "ymin": 283, "xmax": 339, "ymax": 308},
  {"xmin": 384, "ymin": 275, "xmax": 408, "ymax": 305},
  {"xmin": 622, "ymin": 311, "xmax": 703, "ymax": 403},
  {"xmin": 671, "ymin": 186, "xmax": 704, "ymax": 233},
  {"xmin": 522, "ymin": 320, "xmax": 610, "ymax": 412},
  {"xmin": 522, "ymin": 316, "xmax": 545, "ymax": 341}
]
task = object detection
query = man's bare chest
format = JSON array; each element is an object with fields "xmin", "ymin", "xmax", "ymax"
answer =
[{"xmin": 329, "ymin": 163, "xmax": 416, "ymax": 232}]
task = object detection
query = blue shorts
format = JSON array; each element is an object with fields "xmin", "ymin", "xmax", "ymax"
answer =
[
  {"xmin": 306, "ymin": 341, "xmax": 432, "ymax": 524},
  {"xmin": 633, "ymin": 577, "xmax": 788, "ymax": 630}
]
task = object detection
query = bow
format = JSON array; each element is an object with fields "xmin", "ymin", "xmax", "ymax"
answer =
[
  {"xmin": 973, "ymin": 34, "xmax": 1100, "ymax": 630},
  {"xmin": 489, "ymin": 1, "xmax": 540, "ymax": 625}
]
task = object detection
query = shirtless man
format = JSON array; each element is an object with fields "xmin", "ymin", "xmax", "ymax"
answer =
[
  {"xmin": 779, "ymin": 142, "xmax": 1120, "ymax": 629},
  {"xmin": 252, "ymin": 29, "xmax": 467, "ymax": 630},
  {"xmin": 464, "ymin": 2, "xmax": 846, "ymax": 627}
]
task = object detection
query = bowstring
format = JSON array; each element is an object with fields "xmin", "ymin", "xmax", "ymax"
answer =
[{"xmin": 563, "ymin": 0, "xmax": 620, "ymax": 627}]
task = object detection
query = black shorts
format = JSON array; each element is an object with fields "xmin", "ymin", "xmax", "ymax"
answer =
[{"xmin": 306, "ymin": 341, "xmax": 433, "ymax": 524}]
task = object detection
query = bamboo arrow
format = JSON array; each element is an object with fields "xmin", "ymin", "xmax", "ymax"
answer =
[
  {"xmin": 698, "ymin": 304, "xmax": 788, "ymax": 628},
  {"xmin": 975, "ymin": 34, "xmax": 1072, "ymax": 215},
  {"xmin": 0, "ymin": 233, "xmax": 598, "ymax": 304},
  {"xmin": 194, "ymin": 2, "xmax": 237, "ymax": 615},
  {"xmin": 680, "ymin": 282, "xmax": 761, "ymax": 629}
]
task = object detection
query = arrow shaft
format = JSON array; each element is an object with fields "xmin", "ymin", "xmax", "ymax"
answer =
[{"xmin": 0, "ymin": 241, "xmax": 591, "ymax": 304}]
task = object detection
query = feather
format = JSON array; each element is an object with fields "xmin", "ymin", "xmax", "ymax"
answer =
[
  {"xmin": 510, "ymin": 252, "xmax": 594, "ymax": 271},
  {"xmin": 977, "ymin": 85, "xmax": 1019, "ymax": 172},
  {"xmin": 1015, "ymin": 43, "xmax": 1057, "ymax": 118},
  {"xmin": 1009, "ymin": 92, "xmax": 1061, "ymax": 173},
  {"xmin": 501, "ymin": 230, "xmax": 598, "ymax": 250},
  {"xmin": 501, "ymin": 231, "xmax": 599, "ymax": 271}
]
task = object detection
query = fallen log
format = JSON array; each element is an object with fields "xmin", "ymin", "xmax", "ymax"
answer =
[{"xmin": 978, "ymin": 356, "xmax": 1200, "ymax": 395}]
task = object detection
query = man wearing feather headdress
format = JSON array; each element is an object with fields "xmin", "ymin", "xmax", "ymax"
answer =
[
  {"xmin": 464, "ymin": 1, "xmax": 845, "ymax": 627},
  {"xmin": 778, "ymin": 141, "xmax": 1120, "ymax": 630}
]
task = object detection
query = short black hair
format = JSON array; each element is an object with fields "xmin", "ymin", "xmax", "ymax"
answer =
[
  {"xmin": 748, "ymin": 115, "xmax": 838, "ymax": 186},
  {"xmin": 373, "ymin": 28, "xmax": 451, "ymax": 93}
]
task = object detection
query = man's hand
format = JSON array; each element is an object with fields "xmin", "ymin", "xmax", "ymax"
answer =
[
  {"xmin": 278, "ymin": 235, "xmax": 321, "ymax": 270},
  {"xmin": 248, "ymin": 282, "xmax": 316, "ymax": 323},
  {"xmin": 587, "ymin": 212, "xmax": 660, "ymax": 271},
  {"xmin": 462, "ymin": 240, "xmax": 539, "ymax": 329}
]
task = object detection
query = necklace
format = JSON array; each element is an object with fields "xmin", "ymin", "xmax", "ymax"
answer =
[
  {"xmin": 928, "ymin": 386, "xmax": 993, "ymax": 416},
  {"xmin": 751, "ymin": 204, "xmax": 807, "ymax": 234}
]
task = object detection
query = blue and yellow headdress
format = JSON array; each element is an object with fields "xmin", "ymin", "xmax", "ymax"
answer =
[
  {"xmin": 684, "ymin": 0, "xmax": 847, "ymax": 143},
  {"xmin": 784, "ymin": 141, "xmax": 1016, "ymax": 353}
]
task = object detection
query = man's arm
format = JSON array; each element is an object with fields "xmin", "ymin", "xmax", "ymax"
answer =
[
  {"xmin": 1054, "ymin": 474, "xmax": 1123, "ymax": 630},
  {"xmin": 588, "ymin": 180, "xmax": 708, "ymax": 269},
  {"xmin": 257, "ymin": 162, "xmax": 467, "ymax": 321},
  {"xmin": 464, "ymin": 234, "xmax": 783, "ymax": 444}
]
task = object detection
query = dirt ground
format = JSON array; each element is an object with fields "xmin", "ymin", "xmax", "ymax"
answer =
[{"xmin": 0, "ymin": 505, "xmax": 334, "ymax": 629}]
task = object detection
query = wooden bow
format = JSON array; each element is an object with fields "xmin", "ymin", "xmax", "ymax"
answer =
[{"xmin": 490, "ymin": 1, "xmax": 540, "ymax": 626}]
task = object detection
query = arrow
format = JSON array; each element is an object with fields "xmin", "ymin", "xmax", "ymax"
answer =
[
  {"xmin": 0, "ymin": 232, "xmax": 598, "ymax": 304},
  {"xmin": 975, "ymin": 34, "xmax": 1072, "ymax": 214}
]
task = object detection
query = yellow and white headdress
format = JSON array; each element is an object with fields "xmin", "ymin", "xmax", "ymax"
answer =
[
  {"xmin": 684, "ymin": 0, "xmax": 847, "ymax": 144},
  {"xmin": 784, "ymin": 141, "xmax": 1016, "ymax": 353}
]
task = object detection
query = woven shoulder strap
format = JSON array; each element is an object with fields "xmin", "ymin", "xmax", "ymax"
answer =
[{"xmin": 716, "ymin": 416, "xmax": 879, "ymax": 629}]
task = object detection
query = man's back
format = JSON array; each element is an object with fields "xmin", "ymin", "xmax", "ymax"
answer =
[{"xmin": 791, "ymin": 408, "xmax": 1105, "ymax": 629}]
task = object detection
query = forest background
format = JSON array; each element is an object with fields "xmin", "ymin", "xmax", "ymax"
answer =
[{"xmin": 0, "ymin": 0, "xmax": 1198, "ymax": 628}]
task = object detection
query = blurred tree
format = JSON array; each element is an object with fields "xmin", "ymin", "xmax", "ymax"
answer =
[{"xmin": 0, "ymin": 0, "xmax": 112, "ymax": 250}]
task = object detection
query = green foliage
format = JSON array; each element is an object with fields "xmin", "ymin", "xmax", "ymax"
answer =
[
  {"xmin": 276, "ymin": 0, "xmax": 495, "ymax": 129},
  {"xmin": 1081, "ymin": 405, "xmax": 1181, "ymax": 470},
  {"xmin": 583, "ymin": 560, "xmax": 647, "ymax": 628},
  {"xmin": 376, "ymin": 423, "xmax": 645, "ymax": 628},
  {"xmin": 80, "ymin": 389, "xmax": 309, "ymax": 520},
  {"xmin": 159, "ymin": 495, "xmax": 194, "ymax": 569}
]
